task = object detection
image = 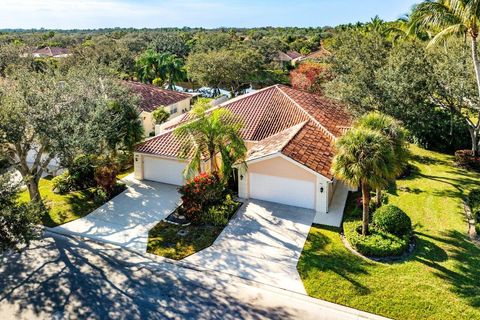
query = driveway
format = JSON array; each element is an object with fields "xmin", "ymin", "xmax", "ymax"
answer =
[
  {"xmin": 184, "ymin": 200, "xmax": 315, "ymax": 294},
  {"xmin": 53, "ymin": 179, "xmax": 181, "ymax": 253}
]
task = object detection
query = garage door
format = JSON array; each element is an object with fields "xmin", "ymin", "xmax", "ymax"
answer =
[
  {"xmin": 249, "ymin": 173, "xmax": 315, "ymax": 209},
  {"xmin": 143, "ymin": 157, "xmax": 186, "ymax": 185}
]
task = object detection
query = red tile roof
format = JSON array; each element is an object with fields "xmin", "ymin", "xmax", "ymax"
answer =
[
  {"xmin": 135, "ymin": 85, "xmax": 351, "ymax": 179},
  {"xmin": 125, "ymin": 81, "xmax": 192, "ymax": 113}
]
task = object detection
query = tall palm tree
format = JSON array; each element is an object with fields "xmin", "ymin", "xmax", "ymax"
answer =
[
  {"xmin": 174, "ymin": 103, "xmax": 247, "ymax": 182},
  {"xmin": 410, "ymin": 0, "xmax": 480, "ymax": 154},
  {"xmin": 356, "ymin": 113, "xmax": 410, "ymax": 205},
  {"xmin": 332, "ymin": 128, "xmax": 395, "ymax": 235},
  {"xmin": 163, "ymin": 54, "xmax": 186, "ymax": 90}
]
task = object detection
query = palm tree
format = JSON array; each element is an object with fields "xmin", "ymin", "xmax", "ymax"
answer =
[
  {"xmin": 410, "ymin": 0, "xmax": 480, "ymax": 155},
  {"xmin": 174, "ymin": 102, "xmax": 247, "ymax": 182},
  {"xmin": 163, "ymin": 54, "xmax": 186, "ymax": 90},
  {"xmin": 136, "ymin": 49, "xmax": 162, "ymax": 84},
  {"xmin": 136, "ymin": 50, "xmax": 185, "ymax": 88},
  {"xmin": 332, "ymin": 128, "xmax": 395, "ymax": 235},
  {"xmin": 356, "ymin": 113, "xmax": 410, "ymax": 205}
]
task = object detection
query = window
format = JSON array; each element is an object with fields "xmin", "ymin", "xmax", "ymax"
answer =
[{"xmin": 170, "ymin": 106, "xmax": 178, "ymax": 115}]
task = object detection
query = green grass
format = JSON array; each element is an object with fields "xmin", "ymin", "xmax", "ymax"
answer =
[
  {"xmin": 18, "ymin": 177, "xmax": 101, "ymax": 227},
  {"xmin": 19, "ymin": 171, "xmax": 129, "ymax": 227},
  {"xmin": 298, "ymin": 145, "xmax": 480, "ymax": 320},
  {"xmin": 147, "ymin": 221, "xmax": 227, "ymax": 260},
  {"xmin": 147, "ymin": 202, "xmax": 242, "ymax": 260}
]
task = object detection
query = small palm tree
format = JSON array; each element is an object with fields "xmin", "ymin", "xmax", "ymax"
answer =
[
  {"xmin": 356, "ymin": 112, "xmax": 410, "ymax": 205},
  {"xmin": 175, "ymin": 103, "xmax": 247, "ymax": 182},
  {"xmin": 332, "ymin": 128, "xmax": 395, "ymax": 235}
]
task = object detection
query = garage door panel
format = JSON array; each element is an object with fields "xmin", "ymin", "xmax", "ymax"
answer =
[
  {"xmin": 250, "ymin": 173, "xmax": 315, "ymax": 209},
  {"xmin": 143, "ymin": 157, "xmax": 186, "ymax": 185}
]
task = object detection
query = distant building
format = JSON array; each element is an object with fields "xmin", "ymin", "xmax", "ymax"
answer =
[
  {"xmin": 273, "ymin": 51, "xmax": 304, "ymax": 68},
  {"xmin": 32, "ymin": 47, "xmax": 71, "ymax": 58}
]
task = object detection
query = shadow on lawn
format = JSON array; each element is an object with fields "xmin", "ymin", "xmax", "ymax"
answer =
[
  {"xmin": 0, "ymin": 233, "xmax": 294, "ymax": 319},
  {"xmin": 414, "ymin": 230, "xmax": 480, "ymax": 308},
  {"xmin": 299, "ymin": 226, "xmax": 372, "ymax": 295}
]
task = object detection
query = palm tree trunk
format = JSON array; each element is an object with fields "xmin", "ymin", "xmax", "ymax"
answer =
[
  {"xmin": 376, "ymin": 188, "xmax": 382, "ymax": 207},
  {"xmin": 471, "ymin": 36, "xmax": 480, "ymax": 156},
  {"xmin": 361, "ymin": 181, "xmax": 370, "ymax": 236}
]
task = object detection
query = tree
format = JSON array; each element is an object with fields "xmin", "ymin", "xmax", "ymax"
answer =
[
  {"xmin": 356, "ymin": 113, "xmax": 410, "ymax": 204},
  {"xmin": 0, "ymin": 65, "xmax": 143, "ymax": 202},
  {"xmin": 135, "ymin": 49, "xmax": 186, "ymax": 88},
  {"xmin": 410, "ymin": 0, "xmax": 480, "ymax": 155},
  {"xmin": 332, "ymin": 128, "xmax": 395, "ymax": 235},
  {"xmin": 0, "ymin": 172, "xmax": 42, "ymax": 252},
  {"xmin": 290, "ymin": 62, "xmax": 332, "ymax": 93},
  {"xmin": 174, "ymin": 102, "xmax": 247, "ymax": 182},
  {"xmin": 152, "ymin": 107, "xmax": 170, "ymax": 125},
  {"xmin": 186, "ymin": 48, "xmax": 263, "ymax": 96}
]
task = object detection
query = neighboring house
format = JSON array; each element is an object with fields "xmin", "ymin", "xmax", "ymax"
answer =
[
  {"xmin": 298, "ymin": 47, "xmax": 332, "ymax": 63},
  {"xmin": 133, "ymin": 85, "xmax": 351, "ymax": 214},
  {"xmin": 32, "ymin": 47, "xmax": 71, "ymax": 58},
  {"xmin": 125, "ymin": 81, "xmax": 193, "ymax": 136},
  {"xmin": 273, "ymin": 51, "xmax": 304, "ymax": 68}
]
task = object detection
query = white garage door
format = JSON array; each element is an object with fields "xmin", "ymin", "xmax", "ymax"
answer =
[
  {"xmin": 143, "ymin": 157, "xmax": 186, "ymax": 185},
  {"xmin": 249, "ymin": 173, "xmax": 315, "ymax": 209}
]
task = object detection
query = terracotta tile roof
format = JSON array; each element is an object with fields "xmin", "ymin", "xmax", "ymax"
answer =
[
  {"xmin": 286, "ymin": 51, "xmax": 303, "ymax": 59},
  {"xmin": 135, "ymin": 85, "xmax": 351, "ymax": 179},
  {"xmin": 125, "ymin": 81, "xmax": 192, "ymax": 113}
]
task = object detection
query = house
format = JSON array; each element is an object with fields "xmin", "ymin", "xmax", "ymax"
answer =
[
  {"xmin": 125, "ymin": 81, "xmax": 193, "ymax": 136},
  {"xmin": 298, "ymin": 47, "xmax": 332, "ymax": 63},
  {"xmin": 32, "ymin": 47, "xmax": 71, "ymax": 58},
  {"xmin": 133, "ymin": 85, "xmax": 351, "ymax": 214},
  {"xmin": 273, "ymin": 51, "xmax": 304, "ymax": 68}
]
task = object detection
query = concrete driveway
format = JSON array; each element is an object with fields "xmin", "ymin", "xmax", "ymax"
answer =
[
  {"xmin": 52, "ymin": 179, "xmax": 181, "ymax": 253},
  {"xmin": 184, "ymin": 200, "xmax": 315, "ymax": 294}
]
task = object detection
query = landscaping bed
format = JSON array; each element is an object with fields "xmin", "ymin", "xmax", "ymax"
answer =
[
  {"xmin": 147, "ymin": 200, "xmax": 242, "ymax": 260},
  {"xmin": 297, "ymin": 145, "xmax": 480, "ymax": 320}
]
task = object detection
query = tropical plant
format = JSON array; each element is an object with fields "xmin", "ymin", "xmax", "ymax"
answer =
[
  {"xmin": 174, "ymin": 103, "xmax": 247, "ymax": 182},
  {"xmin": 152, "ymin": 107, "xmax": 170, "ymax": 125},
  {"xmin": 410, "ymin": 0, "xmax": 480, "ymax": 155},
  {"xmin": 135, "ymin": 49, "xmax": 186, "ymax": 88},
  {"xmin": 355, "ymin": 113, "xmax": 410, "ymax": 204},
  {"xmin": 332, "ymin": 128, "xmax": 395, "ymax": 235}
]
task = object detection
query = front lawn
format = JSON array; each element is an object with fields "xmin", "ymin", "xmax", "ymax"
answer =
[
  {"xmin": 298, "ymin": 145, "xmax": 480, "ymax": 320},
  {"xmin": 147, "ymin": 201, "xmax": 242, "ymax": 260},
  {"xmin": 19, "ymin": 174, "xmax": 127, "ymax": 227}
]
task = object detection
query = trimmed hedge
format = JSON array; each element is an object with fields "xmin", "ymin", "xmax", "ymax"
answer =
[
  {"xmin": 344, "ymin": 221, "xmax": 410, "ymax": 257},
  {"xmin": 373, "ymin": 205, "xmax": 412, "ymax": 236}
]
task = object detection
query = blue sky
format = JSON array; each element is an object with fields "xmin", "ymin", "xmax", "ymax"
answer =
[{"xmin": 1, "ymin": 0, "xmax": 420, "ymax": 29}]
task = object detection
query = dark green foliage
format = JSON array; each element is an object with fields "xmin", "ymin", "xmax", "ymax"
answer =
[
  {"xmin": 178, "ymin": 173, "xmax": 225, "ymax": 224},
  {"xmin": 0, "ymin": 173, "xmax": 42, "ymax": 252},
  {"xmin": 200, "ymin": 195, "xmax": 239, "ymax": 226},
  {"xmin": 152, "ymin": 108, "xmax": 170, "ymax": 125},
  {"xmin": 373, "ymin": 205, "xmax": 412, "ymax": 236},
  {"xmin": 344, "ymin": 221, "xmax": 409, "ymax": 257}
]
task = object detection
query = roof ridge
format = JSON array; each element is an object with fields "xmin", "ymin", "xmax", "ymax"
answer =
[
  {"xmin": 278, "ymin": 121, "xmax": 308, "ymax": 151},
  {"xmin": 275, "ymin": 86, "xmax": 336, "ymax": 140},
  {"xmin": 219, "ymin": 85, "xmax": 276, "ymax": 108}
]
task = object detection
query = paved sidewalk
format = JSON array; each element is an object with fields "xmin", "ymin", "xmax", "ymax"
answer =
[
  {"xmin": 52, "ymin": 178, "xmax": 180, "ymax": 252},
  {"xmin": 184, "ymin": 200, "xmax": 315, "ymax": 294}
]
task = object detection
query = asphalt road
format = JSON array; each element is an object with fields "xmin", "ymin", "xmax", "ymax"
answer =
[{"xmin": 0, "ymin": 231, "xmax": 386, "ymax": 320}]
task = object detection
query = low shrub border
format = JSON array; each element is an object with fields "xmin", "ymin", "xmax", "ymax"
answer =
[{"xmin": 343, "ymin": 221, "xmax": 413, "ymax": 260}]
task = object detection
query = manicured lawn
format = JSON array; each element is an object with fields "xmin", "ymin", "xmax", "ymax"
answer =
[
  {"xmin": 19, "ymin": 171, "xmax": 129, "ymax": 227},
  {"xmin": 147, "ymin": 202, "xmax": 242, "ymax": 260},
  {"xmin": 18, "ymin": 177, "xmax": 102, "ymax": 227},
  {"xmin": 298, "ymin": 145, "xmax": 480, "ymax": 320}
]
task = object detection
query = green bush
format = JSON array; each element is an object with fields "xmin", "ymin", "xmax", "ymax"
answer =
[
  {"xmin": 52, "ymin": 172, "xmax": 73, "ymax": 194},
  {"xmin": 200, "ymin": 195, "xmax": 239, "ymax": 226},
  {"xmin": 468, "ymin": 188, "xmax": 480, "ymax": 212},
  {"xmin": 344, "ymin": 221, "xmax": 410, "ymax": 257},
  {"xmin": 68, "ymin": 154, "xmax": 96, "ymax": 189},
  {"xmin": 373, "ymin": 205, "xmax": 412, "ymax": 236}
]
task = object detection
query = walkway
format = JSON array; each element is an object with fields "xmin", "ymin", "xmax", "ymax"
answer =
[{"xmin": 52, "ymin": 178, "xmax": 181, "ymax": 253}]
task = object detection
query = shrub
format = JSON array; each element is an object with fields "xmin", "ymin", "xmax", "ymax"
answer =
[
  {"xmin": 94, "ymin": 165, "xmax": 118, "ymax": 195},
  {"xmin": 152, "ymin": 107, "xmax": 170, "ymax": 125},
  {"xmin": 468, "ymin": 188, "xmax": 480, "ymax": 212},
  {"xmin": 52, "ymin": 171, "xmax": 74, "ymax": 194},
  {"xmin": 200, "ymin": 195, "xmax": 239, "ymax": 226},
  {"xmin": 373, "ymin": 205, "xmax": 412, "ymax": 236},
  {"xmin": 116, "ymin": 151, "xmax": 134, "ymax": 172},
  {"xmin": 68, "ymin": 154, "xmax": 96, "ymax": 189},
  {"xmin": 93, "ymin": 187, "xmax": 109, "ymax": 203},
  {"xmin": 178, "ymin": 173, "xmax": 225, "ymax": 224},
  {"xmin": 344, "ymin": 221, "xmax": 409, "ymax": 257},
  {"xmin": 455, "ymin": 150, "xmax": 480, "ymax": 170}
]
